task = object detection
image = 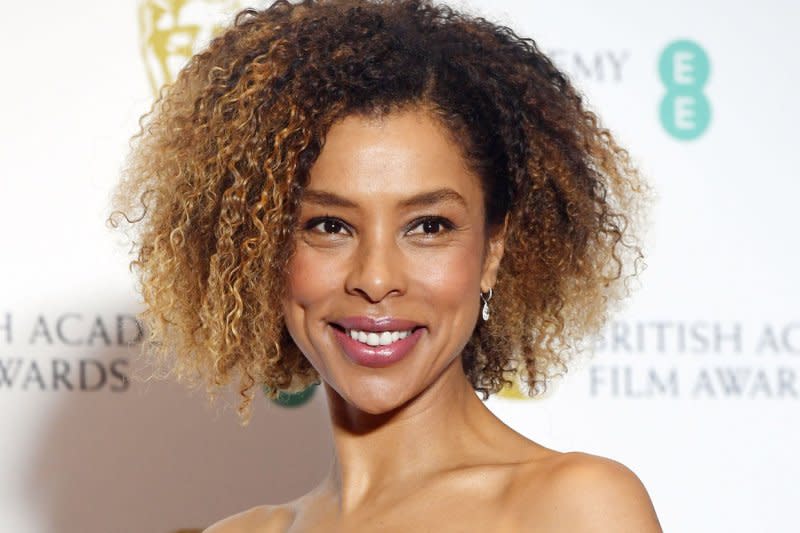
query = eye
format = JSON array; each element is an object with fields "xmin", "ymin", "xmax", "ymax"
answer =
[
  {"xmin": 406, "ymin": 216, "xmax": 455, "ymax": 236},
  {"xmin": 302, "ymin": 215, "xmax": 455, "ymax": 239},
  {"xmin": 305, "ymin": 216, "xmax": 350, "ymax": 236}
]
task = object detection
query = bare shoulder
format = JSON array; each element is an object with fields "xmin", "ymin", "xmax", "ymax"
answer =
[
  {"xmin": 203, "ymin": 503, "xmax": 295, "ymax": 533},
  {"xmin": 509, "ymin": 451, "xmax": 662, "ymax": 532}
]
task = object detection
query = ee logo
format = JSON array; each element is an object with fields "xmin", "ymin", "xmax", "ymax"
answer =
[{"xmin": 659, "ymin": 40, "xmax": 711, "ymax": 140}]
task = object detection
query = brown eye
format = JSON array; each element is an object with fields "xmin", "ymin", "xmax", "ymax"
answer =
[
  {"xmin": 305, "ymin": 217, "xmax": 350, "ymax": 236},
  {"xmin": 422, "ymin": 219, "xmax": 442, "ymax": 233},
  {"xmin": 407, "ymin": 216, "xmax": 455, "ymax": 236},
  {"xmin": 320, "ymin": 219, "xmax": 345, "ymax": 234}
]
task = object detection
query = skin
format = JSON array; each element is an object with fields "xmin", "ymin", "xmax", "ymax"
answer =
[{"xmin": 205, "ymin": 107, "xmax": 662, "ymax": 532}]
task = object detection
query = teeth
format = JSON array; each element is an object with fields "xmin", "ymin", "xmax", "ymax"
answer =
[{"xmin": 347, "ymin": 328, "xmax": 414, "ymax": 346}]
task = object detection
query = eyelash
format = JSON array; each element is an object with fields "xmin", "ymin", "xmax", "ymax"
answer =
[{"xmin": 303, "ymin": 215, "xmax": 456, "ymax": 238}]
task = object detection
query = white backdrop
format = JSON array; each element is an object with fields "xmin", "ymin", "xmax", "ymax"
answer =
[{"xmin": 0, "ymin": 1, "xmax": 797, "ymax": 532}]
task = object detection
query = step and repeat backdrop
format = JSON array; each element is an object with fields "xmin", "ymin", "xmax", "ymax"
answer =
[{"xmin": 0, "ymin": 1, "xmax": 797, "ymax": 532}]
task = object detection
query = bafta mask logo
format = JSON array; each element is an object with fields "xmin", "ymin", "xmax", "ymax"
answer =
[
  {"xmin": 497, "ymin": 374, "xmax": 545, "ymax": 401},
  {"xmin": 139, "ymin": 0, "xmax": 248, "ymax": 96}
]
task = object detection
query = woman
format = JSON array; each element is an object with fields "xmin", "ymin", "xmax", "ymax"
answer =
[{"xmin": 110, "ymin": 0, "xmax": 661, "ymax": 530}]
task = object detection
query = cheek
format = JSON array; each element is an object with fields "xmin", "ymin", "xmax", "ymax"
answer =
[
  {"xmin": 281, "ymin": 246, "xmax": 342, "ymax": 366},
  {"xmin": 280, "ymin": 246, "xmax": 343, "ymax": 378},
  {"xmin": 283, "ymin": 245, "xmax": 341, "ymax": 315},
  {"xmin": 413, "ymin": 244, "xmax": 483, "ymax": 312}
]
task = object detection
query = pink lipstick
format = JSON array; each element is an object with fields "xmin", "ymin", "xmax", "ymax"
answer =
[{"xmin": 330, "ymin": 316, "xmax": 425, "ymax": 368}]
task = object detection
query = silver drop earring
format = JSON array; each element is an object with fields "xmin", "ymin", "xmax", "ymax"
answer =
[{"xmin": 480, "ymin": 288, "xmax": 493, "ymax": 321}]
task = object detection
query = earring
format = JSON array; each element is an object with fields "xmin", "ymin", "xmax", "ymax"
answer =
[{"xmin": 480, "ymin": 288, "xmax": 493, "ymax": 321}]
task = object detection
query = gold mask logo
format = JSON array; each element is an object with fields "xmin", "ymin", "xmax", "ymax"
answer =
[
  {"xmin": 497, "ymin": 375, "xmax": 538, "ymax": 400},
  {"xmin": 138, "ymin": 0, "xmax": 248, "ymax": 96}
]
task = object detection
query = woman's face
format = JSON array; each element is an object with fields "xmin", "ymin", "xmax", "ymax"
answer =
[{"xmin": 281, "ymin": 107, "xmax": 505, "ymax": 414}]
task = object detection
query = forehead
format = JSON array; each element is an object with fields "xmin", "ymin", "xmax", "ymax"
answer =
[{"xmin": 307, "ymin": 108, "xmax": 483, "ymax": 204}]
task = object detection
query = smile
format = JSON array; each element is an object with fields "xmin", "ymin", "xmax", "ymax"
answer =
[
  {"xmin": 346, "ymin": 329, "xmax": 413, "ymax": 346},
  {"xmin": 330, "ymin": 323, "xmax": 425, "ymax": 368}
]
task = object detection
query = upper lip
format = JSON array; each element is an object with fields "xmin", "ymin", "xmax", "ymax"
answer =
[{"xmin": 332, "ymin": 316, "xmax": 423, "ymax": 332}]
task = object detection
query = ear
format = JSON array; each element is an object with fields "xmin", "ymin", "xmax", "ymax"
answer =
[{"xmin": 480, "ymin": 214, "xmax": 508, "ymax": 293}]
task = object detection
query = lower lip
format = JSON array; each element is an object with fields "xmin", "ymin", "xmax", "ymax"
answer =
[{"xmin": 331, "ymin": 326, "xmax": 424, "ymax": 368}]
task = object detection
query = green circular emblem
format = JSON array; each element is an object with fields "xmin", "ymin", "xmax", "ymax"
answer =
[
  {"xmin": 658, "ymin": 39, "xmax": 711, "ymax": 140},
  {"xmin": 659, "ymin": 90, "xmax": 711, "ymax": 141},
  {"xmin": 659, "ymin": 40, "xmax": 710, "ymax": 89},
  {"xmin": 264, "ymin": 383, "xmax": 318, "ymax": 407}
]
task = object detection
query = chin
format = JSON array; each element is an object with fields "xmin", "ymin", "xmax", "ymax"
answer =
[{"xmin": 333, "ymin": 377, "xmax": 418, "ymax": 415}]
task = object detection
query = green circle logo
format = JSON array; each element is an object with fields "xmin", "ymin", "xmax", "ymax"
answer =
[
  {"xmin": 658, "ymin": 40, "xmax": 711, "ymax": 140},
  {"xmin": 264, "ymin": 383, "xmax": 318, "ymax": 407}
]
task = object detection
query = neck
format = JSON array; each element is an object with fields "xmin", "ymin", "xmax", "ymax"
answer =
[{"xmin": 318, "ymin": 356, "xmax": 507, "ymax": 513}]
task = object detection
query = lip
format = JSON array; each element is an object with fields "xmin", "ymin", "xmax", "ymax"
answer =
[
  {"xmin": 330, "ymin": 322, "xmax": 425, "ymax": 369},
  {"xmin": 332, "ymin": 316, "xmax": 423, "ymax": 332}
]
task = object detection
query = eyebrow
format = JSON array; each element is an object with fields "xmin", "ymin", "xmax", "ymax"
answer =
[{"xmin": 300, "ymin": 187, "xmax": 468, "ymax": 210}]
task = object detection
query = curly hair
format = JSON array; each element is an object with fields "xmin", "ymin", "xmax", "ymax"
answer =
[{"xmin": 109, "ymin": 0, "xmax": 650, "ymax": 424}]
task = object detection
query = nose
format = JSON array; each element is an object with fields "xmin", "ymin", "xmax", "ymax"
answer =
[{"xmin": 344, "ymin": 231, "xmax": 407, "ymax": 303}]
